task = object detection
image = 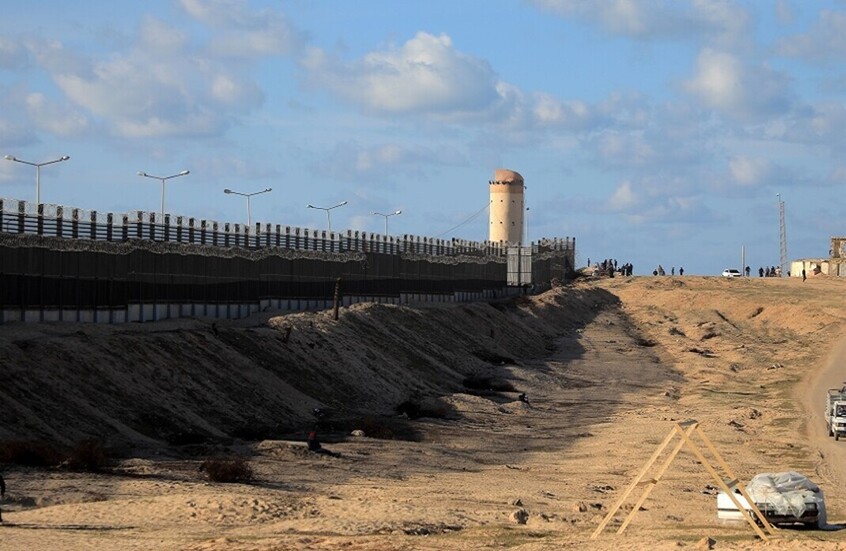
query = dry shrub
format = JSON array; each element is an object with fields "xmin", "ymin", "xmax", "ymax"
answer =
[
  {"xmin": 357, "ymin": 417, "xmax": 396, "ymax": 440},
  {"xmin": 0, "ymin": 440, "xmax": 63, "ymax": 467},
  {"xmin": 201, "ymin": 456, "xmax": 253, "ymax": 483},
  {"xmin": 66, "ymin": 439, "xmax": 108, "ymax": 472}
]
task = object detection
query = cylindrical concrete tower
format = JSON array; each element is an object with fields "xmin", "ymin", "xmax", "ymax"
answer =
[{"xmin": 489, "ymin": 168, "xmax": 525, "ymax": 244}]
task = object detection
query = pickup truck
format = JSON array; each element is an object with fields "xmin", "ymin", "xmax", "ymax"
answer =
[{"xmin": 826, "ymin": 389, "xmax": 846, "ymax": 440}]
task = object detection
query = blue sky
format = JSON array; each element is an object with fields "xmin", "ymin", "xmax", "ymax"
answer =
[{"xmin": 2, "ymin": 0, "xmax": 846, "ymax": 275}]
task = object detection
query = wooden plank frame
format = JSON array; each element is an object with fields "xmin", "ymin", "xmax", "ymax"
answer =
[{"xmin": 591, "ymin": 420, "xmax": 776, "ymax": 541}]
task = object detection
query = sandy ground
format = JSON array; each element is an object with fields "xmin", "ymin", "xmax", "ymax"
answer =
[{"xmin": 3, "ymin": 275, "xmax": 846, "ymax": 550}]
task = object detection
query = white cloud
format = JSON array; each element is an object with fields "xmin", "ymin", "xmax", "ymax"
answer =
[
  {"xmin": 683, "ymin": 49, "xmax": 793, "ymax": 121},
  {"xmin": 27, "ymin": 26, "xmax": 273, "ymax": 138},
  {"xmin": 50, "ymin": 54, "xmax": 235, "ymax": 138},
  {"xmin": 532, "ymin": 93, "xmax": 593, "ymax": 128},
  {"xmin": 531, "ymin": 0, "xmax": 749, "ymax": 42},
  {"xmin": 24, "ymin": 93, "xmax": 89, "ymax": 136},
  {"xmin": 302, "ymin": 32, "xmax": 501, "ymax": 117},
  {"xmin": 777, "ymin": 9, "xmax": 846, "ymax": 62},
  {"xmin": 314, "ymin": 140, "xmax": 467, "ymax": 182},
  {"xmin": 0, "ymin": 118, "xmax": 36, "ymax": 147},
  {"xmin": 592, "ymin": 131, "xmax": 655, "ymax": 167},
  {"xmin": 139, "ymin": 17, "xmax": 187, "ymax": 55},
  {"xmin": 607, "ymin": 180, "xmax": 638, "ymax": 211},
  {"xmin": 729, "ymin": 155, "xmax": 771, "ymax": 186},
  {"xmin": 0, "ymin": 37, "xmax": 29, "ymax": 69},
  {"xmin": 178, "ymin": 0, "xmax": 305, "ymax": 58}
]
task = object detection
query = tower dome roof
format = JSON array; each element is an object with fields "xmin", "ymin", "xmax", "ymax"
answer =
[{"xmin": 493, "ymin": 169, "xmax": 524, "ymax": 184}]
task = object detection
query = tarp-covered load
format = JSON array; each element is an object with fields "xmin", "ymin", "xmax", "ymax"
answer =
[{"xmin": 717, "ymin": 471, "xmax": 825, "ymax": 527}]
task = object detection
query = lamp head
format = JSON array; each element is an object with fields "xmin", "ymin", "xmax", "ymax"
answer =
[
  {"xmin": 340, "ymin": 200, "xmax": 348, "ymax": 206},
  {"xmin": 224, "ymin": 189, "xmax": 233, "ymax": 194},
  {"xmin": 307, "ymin": 204, "xmax": 315, "ymax": 209},
  {"xmin": 179, "ymin": 170, "xmax": 190, "ymax": 176},
  {"xmin": 264, "ymin": 188, "xmax": 272, "ymax": 192},
  {"xmin": 137, "ymin": 171, "xmax": 147, "ymax": 176},
  {"xmin": 60, "ymin": 155, "xmax": 70, "ymax": 161},
  {"xmin": 5, "ymin": 155, "xmax": 16, "ymax": 161},
  {"xmin": 394, "ymin": 210, "xmax": 402, "ymax": 215}
]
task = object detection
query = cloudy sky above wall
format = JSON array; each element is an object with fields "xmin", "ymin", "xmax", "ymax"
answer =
[{"xmin": 1, "ymin": 0, "xmax": 845, "ymax": 275}]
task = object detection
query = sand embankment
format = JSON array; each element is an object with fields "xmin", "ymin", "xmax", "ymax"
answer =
[{"xmin": 2, "ymin": 275, "xmax": 846, "ymax": 550}]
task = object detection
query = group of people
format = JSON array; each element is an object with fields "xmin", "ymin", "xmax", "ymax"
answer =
[
  {"xmin": 652, "ymin": 265, "xmax": 684, "ymax": 276},
  {"xmin": 588, "ymin": 258, "xmax": 634, "ymax": 277},
  {"xmin": 758, "ymin": 266, "xmax": 782, "ymax": 277}
]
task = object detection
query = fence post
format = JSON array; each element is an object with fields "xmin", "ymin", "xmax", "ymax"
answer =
[
  {"xmin": 176, "ymin": 216, "xmax": 183, "ymax": 242},
  {"xmin": 200, "ymin": 220, "xmax": 207, "ymax": 245},
  {"xmin": 16, "ymin": 201, "xmax": 24, "ymax": 233},
  {"xmin": 224, "ymin": 223, "xmax": 230, "ymax": 247},
  {"xmin": 37, "ymin": 203, "xmax": 44, "ymax": 235},
  {"xmin": 90, "ymin": 210, "xmax": 97, "ymax": 240},
  {"xmin": 188, "ymin": 218, "xmax": 195, "ymax": 243},
  {"xmin": 72, "ymin": 208, "xmax": 80, "ymax": 238},
  {"xmin": 149, "ymin": 212, "xmax": 156, "ymax": 240},
  {"xmin": 106, "ymin": 213, "xmax": 113, "ymax": 241},
  {"xmin": 164, "ymin": 214, "xmax": 170, "ymax": 242},
  {"xmin": 56, "ymin": 205, "xmax": 64, "ymax": 238}
]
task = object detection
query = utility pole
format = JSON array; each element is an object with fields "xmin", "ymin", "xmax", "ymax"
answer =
[{"xmin": 777, "ymin": 193, "xmax": 788, "ymax": 277}]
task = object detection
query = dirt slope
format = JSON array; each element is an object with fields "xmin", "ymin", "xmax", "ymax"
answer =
[
  {"xmin": 3, "ymin": 275, "xmax": 846, "ymax": 550},
  {"xmin": 0, "ymin": 286, "xmax": 616, "ymax": 450}
]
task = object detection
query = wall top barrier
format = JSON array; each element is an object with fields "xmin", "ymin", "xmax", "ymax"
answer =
[{"xmin": 0, "ymin": 197, "xmax": 575, "ymax": 260}]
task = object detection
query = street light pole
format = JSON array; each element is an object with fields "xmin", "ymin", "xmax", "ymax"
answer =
[
  {"xmin": 4, "ymin": 154, "xmax": 71, "ymax": 205},
  {"xmin": 371, "ymin": 210, "xmax": 402, "ymax": 238},
  {"xmin": 137, "ymin": 170, "xmax": 190, "ymax": 221},
  {"xmin": 307, "ymin": 201, "xmax": 348, "ymax": 232},
  {"xmin": 224, "ymin": 187, "xmax": 272, "ymax": 227}
]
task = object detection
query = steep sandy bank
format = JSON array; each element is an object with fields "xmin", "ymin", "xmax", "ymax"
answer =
[{"xmin": 0, "ymin": 284, "xmax": 617, "ymax": 451}]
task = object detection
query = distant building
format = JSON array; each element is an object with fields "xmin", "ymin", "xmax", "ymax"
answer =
[
  {"xmin": 489, "ymin": 169, "xmax": 525, "ymax": 245},
  {"xmin": 791, "ymin": 236, "xmax": 846, "ymax": 277}
]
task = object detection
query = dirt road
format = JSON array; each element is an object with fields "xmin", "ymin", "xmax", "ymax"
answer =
[{"xmin": 803, "ymin": 336, "xmax": 846, "ymax": 503}]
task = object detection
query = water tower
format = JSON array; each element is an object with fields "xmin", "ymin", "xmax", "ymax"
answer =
[{"xmin": 488, "ymin": 169, "xmax": 525, "ymax": 244}]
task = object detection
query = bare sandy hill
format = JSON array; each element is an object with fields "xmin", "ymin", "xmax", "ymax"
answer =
[{"xmin": 2, "ymin": 275, "xmax": 846, "ymax": 550}]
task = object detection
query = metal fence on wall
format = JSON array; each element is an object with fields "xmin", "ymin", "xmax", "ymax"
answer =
[
  {"xmin": 0, "ymin": 198, "xmax": 580, "ymax": 258},
  {"xmin": 0, "ymin": 197, "xmax": 576, "ymax": 322}
]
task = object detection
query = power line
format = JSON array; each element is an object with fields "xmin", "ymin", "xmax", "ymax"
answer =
[{"xmin": 434, "ymin": 201, "xmax": 490, "ymax": 238}]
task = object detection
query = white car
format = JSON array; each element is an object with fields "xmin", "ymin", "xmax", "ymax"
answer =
[{"xmin": 722, "ymin": 269, "xmax": 742, "ymax": 278}]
